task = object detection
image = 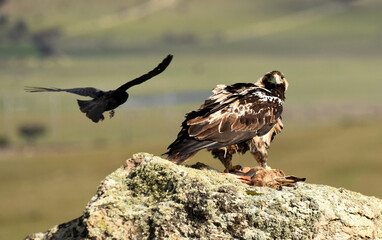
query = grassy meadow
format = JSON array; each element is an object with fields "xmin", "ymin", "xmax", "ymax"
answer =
[{"xmin": 1, "ymin": 0, "xmax": 382, "ymax": 239}]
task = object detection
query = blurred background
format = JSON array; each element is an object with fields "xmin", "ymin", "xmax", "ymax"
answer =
[{"xmin": 1, "ymin": 0, "xmax": 382, "ymax": 238}]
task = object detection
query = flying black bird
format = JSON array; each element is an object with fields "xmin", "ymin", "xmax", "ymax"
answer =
[
  {"xmin": 165, "ymin": 70, "xmax": 288, "ymax": 170},
  {"xmin": 26, "ymin": 54, "xmax": 173, "ymax": 123}
]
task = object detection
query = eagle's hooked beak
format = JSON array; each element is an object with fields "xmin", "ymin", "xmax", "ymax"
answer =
[{"xmin": 270, "ymin": 74, "xmax": 282, "ymax": 85}]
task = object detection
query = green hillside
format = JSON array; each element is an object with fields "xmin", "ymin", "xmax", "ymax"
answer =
[{"xmin": 1, "ymin": 0, "xmax": 382, "ymax": 239}]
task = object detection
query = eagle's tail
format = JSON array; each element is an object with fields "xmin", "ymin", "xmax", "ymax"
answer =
[
  {"xmin": 77, "ymin": 100, "xmax": 105, "ymax": 123},
  {"xmin": 164, "ymin": 136, "xmax": 215, "ymax": 164}
]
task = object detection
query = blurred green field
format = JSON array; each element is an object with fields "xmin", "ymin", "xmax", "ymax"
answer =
[
  {"xmin": 1, "ymin": 118, "xmax": 381, "ymax": 239},
  {"xmin": 1, "ymin": 0, "xmax": 382, "ymax": 239}
]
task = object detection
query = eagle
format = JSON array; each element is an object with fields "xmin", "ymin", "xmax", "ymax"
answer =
[
  {"xmin": 165, "ymin": 70, "xmax": 288, "ymax": 171},
  {"xmin": 26, "ymin": 54, "xmax": 173, "ymax": 123}
]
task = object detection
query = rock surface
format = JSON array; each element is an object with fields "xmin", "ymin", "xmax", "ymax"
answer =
[{"xmin": 26, "ymin": 153, "xmax": 382, "ymax": 240}]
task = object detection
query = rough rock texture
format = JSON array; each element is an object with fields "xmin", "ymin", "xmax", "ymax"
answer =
[{"xmin": 26, "ymin": 153, "xmax": 382, "ymax": 240}]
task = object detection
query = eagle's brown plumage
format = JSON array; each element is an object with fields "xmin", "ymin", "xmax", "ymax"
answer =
[{"xmin": 165, "ymin": 70, "xmax": 288, "ymax": 169}]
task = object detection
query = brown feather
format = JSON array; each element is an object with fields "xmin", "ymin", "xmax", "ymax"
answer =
[{"xmin": 165, "ymin": 70, "xmax": 288, "ymax": 168}]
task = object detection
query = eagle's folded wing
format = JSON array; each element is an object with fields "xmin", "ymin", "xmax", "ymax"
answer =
[{"xmin": 187, "ymin": 87, "xmax": 283, "ymax": 146}]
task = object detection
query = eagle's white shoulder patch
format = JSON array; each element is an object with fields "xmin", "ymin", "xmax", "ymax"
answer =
[
  {"xmin": 252, "ymin": 90, "xmax": 283, "ymax": 104},
  {"xmin": 212, "ymin": 84, "xmax": 227, "ymax": 94}
]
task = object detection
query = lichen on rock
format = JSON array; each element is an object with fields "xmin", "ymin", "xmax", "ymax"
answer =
[{"xmin": 26, "ymin": 153, "xmax": 382, "ymax": 240}]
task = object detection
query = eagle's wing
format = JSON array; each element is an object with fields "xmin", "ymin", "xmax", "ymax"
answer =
[
  {"xmin": 25, "ymin": 87, "xmax": 103, "ymax": 98},
  {"xmin": 186, "ymin": 85, "xmax": 283, "ymax": 147},
  {"xmin": 260, "ymin": 118, "xmax": 284, "ymax": 148},
  {"xmin": 115, "ymin": 54, "xmax": 173, "ymax": 92}
]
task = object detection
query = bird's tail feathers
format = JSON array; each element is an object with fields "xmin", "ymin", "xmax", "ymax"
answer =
[
  {"xmin": 163, "ymin": 151, "xmax": 197, "ymax": 164},
  {"xmin": 77, "ymin": 100, "xmax": 104, "ymax": 123},
  {"xmin": 77, "ymin": 100, "xmax": 93, "ymax": 113},
  {"xmin": 164, "ymin": 137, "xmax": 214, "ymax": 164}
]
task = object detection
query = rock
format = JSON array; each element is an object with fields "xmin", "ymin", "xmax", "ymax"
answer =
[{"xmin": 25, "ymin": 153, "xmax": 382, "ymax": 240}]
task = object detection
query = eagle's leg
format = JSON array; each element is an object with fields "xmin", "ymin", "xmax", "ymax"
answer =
[
  {"xmin": 249, "ymin": 138, "xmax": 269, "ymax": 169},
  {"xmin": 210, "ymin": 148, "xmax": 241, "ymax": 172},
  {"xmin": 109, "ymin": 110, "xmax": 115, "ymax": 119}
]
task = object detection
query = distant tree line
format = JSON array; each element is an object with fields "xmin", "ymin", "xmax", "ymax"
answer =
[{"xmin": 0, "ymin": 0, "xmax": 60, "ymax": 57}]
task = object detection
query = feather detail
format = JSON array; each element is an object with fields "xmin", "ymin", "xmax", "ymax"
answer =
[{"xmin": 166, "ymin": 70, "xmax": 288, "ymax": 167}]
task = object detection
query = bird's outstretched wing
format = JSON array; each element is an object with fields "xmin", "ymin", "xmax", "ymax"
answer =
[
  {"xmin": 25, "ymin": 87, "xmax": 103, "ymax": 98},
  {"xmin": 116, "ymin": 54, "xmax": 173, "ymax": 92}
]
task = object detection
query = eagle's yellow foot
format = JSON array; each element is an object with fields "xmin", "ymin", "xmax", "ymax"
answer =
[
  {"xmin": 224, "ymin": 165, "xmax": 242, "ymax": 173},
  {"xmin": 109, "ymin": 110, "xmax": 115, "ymax": 118}
]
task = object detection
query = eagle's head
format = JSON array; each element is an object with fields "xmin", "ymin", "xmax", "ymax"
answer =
[{"xmin": 255, "ymin": 70, "xmax": 288, "ymax": 91}]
